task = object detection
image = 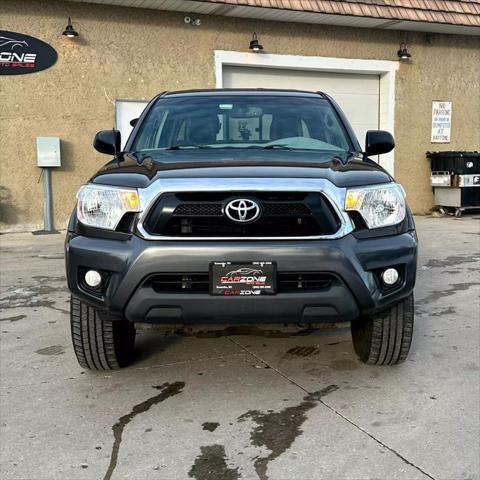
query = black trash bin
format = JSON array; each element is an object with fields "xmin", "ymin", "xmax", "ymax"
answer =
[{"xmin": 427, "ymin": 151, "xmax": 480, "ymax": 217}]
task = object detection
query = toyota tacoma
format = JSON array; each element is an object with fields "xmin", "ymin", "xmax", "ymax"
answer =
[{"xmin": 66, "ymin": 89, "xmax": 417, "ymax": 369}]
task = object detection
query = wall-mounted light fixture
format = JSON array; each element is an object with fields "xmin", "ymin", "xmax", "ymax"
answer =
[
  {"xmin": 397, "ymin": 42, "xmax": 411, "ymax": 60},
  {"xmin": 249, "ymin": 33, "xmax": 263, "ymax": 52},
  {"xmin": 62, "ymin": 17, "xmax": 78, "ymax": 38}
]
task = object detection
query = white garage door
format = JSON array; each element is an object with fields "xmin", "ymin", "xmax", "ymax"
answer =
[
  {"xmin": 115, "ymin": 100, "xmax": 149, "ymax": 149},
  {"xmin": 223, "ymin": 66, "xmax": 380, "ymax": 148}
]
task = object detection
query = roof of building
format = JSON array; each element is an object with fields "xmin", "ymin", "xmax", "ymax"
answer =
[
  {"xmin": 68, "ymin": 0, "xmax": 480, "ymax": 35},
  {"xmin": 204, "ymin": 0, "xmax": 480, "ymax": 27}
]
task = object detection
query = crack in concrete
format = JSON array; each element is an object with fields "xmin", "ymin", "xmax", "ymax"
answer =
[
  {"xmin": 0, "ymin": 314, "xmax": 26, "ymax": 322},
  {"xmin": 318, "ymin": 399, "xmax": 437, "ymax": 480},
  {"xmin": 103, "ymin": 381, "xmax": 185, "ymax": 480},
  {"xmin": 47, "ymin": 305, "xmax": 70, "ymax": 315},
  {"xmin": 228, "ymin": 337, "xmax": 437, "ymax": 480},
  {"xmin": 134, "ymin": 352, "xmax": 246, "ymax": 370}
]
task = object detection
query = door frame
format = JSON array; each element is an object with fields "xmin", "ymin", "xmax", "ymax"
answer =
[{"xmin": 214, "ymin": 50, "xmax": 398, "ymax": 175}]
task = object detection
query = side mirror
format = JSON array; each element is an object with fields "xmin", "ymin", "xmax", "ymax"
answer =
[
  {"xmin": 129, "ymin": 118, "xmax": 139, "ymax": 127},
  {"xmin": 364, "ymin": 130, "xmax": 395, "ymax": 156},
  {"xmin": 93, "ymin": 129, "xmax": 121, "ymax": 155}
]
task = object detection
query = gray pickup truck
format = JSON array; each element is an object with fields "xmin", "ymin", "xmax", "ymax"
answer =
[{"xmin": 66, "ymin": 89, "xmax": 417, "ymax": 370}]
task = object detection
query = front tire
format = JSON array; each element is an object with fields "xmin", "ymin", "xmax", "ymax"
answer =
[
  {"xmin": 351, "ymin": 294, "xmax": 414, "ymax": 365},
  {"xmin": 70, "ymin": 296, "xmax": 136, "ymax": 370}
]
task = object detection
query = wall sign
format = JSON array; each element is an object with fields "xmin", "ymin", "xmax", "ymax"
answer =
[
  {"xmin": 431, "ymin": 101, "xmax": 452, "ymax": 143},
  {"xmin": 0, "ymin": 31, "xmax": 57, "ymax": 75}
]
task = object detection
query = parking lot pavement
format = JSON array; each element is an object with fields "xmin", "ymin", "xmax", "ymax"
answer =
[{"xmin": 0, "ymin": 216, "xmax": 479, "ymax": 480}]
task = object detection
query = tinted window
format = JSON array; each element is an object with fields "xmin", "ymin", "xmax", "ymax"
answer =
[{"xmin": 132, "ymin": 95, "xmax": 352, "ymax": 153}]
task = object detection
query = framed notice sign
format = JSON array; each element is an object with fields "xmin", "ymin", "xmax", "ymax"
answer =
[{"xmin": 431, "ymin": 101, "xmax": 452, "ymax": 143}]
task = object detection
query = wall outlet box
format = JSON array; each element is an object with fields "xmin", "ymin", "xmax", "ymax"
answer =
[{"xmin": 36, "ymin": 137, "xmax": 61, "ymax": 167}]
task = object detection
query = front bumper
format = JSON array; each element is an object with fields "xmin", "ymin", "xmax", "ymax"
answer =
[{"xmin": 65, "ymin": 230, "xmax": 417, "ymax": 324}]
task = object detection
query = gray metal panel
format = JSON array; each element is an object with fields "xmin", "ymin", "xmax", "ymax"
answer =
[
  {"xmin": 36, "ymin": 137, "xmax": 61, "ymax": 168},
  {"xmin": 434, "ymin": 187, "xmax": 462, "ymax": 207}
]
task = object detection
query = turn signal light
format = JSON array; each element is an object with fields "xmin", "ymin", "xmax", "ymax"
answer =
[
  {"xmin": 123, "ymin": 191, "xmax": 139, "ymax": 210},
  {"xmin": 345, "ymin": 190, "xmax": 363, "ymax": 210}
]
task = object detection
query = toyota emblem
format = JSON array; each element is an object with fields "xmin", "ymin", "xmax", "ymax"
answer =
[{"xmin": 224, "ymin": 198, "xmax": 261, "ymax": 223}]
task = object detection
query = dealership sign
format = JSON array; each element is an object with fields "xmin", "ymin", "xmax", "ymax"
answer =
[{"xmin": 0, "ymin": 31, "xmax": 57, "ymax": 75}]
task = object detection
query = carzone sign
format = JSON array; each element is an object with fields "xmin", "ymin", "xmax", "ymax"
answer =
[{"xmin": 0, "ymin": 31, "xmax": 57, "ymax": 75}]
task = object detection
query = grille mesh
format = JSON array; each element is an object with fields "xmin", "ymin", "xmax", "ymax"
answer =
[
  {"xmin": 263, "ymin": 203, "xmax": 311, "ymax": 216},
  {"xmin": 172, "ymin": 202, "xmax": 311, "ymax": 217},
  {"xmin": 173, "ymin": 204, "xmax": 223, "ymax": 216}
]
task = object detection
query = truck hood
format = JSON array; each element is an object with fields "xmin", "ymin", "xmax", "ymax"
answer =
[{"xmin": 90, "ymin": 150, "xmax": 393, "ymax": 189}]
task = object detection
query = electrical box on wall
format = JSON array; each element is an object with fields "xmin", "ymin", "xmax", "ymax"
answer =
[{"xmin": 36, "ymin": 137, "xmax": 61, "ymax": 167}]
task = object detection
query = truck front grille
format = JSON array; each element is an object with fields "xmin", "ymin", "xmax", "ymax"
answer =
[
  {"xmin": 143, "ymin": 191, "xmax": 340, "ymax": 238},
  {"xmin": 145, "ymin": 272, "xmax": 335, "ymax": 293},
  {"xmin": 277, "ymin": 273, "xmax": 334, "ymax": 292},
  {"xmin": 147, "ymin": 274, "xmax": 210, "ymax": 293},
  {"xmin": 171, "ymin": 202, "xmax": 311, "ymax": 217}
]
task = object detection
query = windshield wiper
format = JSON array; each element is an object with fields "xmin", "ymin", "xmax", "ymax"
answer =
[
  {"xmin": 165, "ymin": 144, "xmax": 213, "ymax": 150},
  {"xmin": 263, "ymin": 144, "xmax": 292, "ymax": 150}
]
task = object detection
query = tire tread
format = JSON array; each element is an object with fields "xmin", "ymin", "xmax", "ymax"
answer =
[
  {"xmin": 70, "ymin": 296, "xmax": 135, "ymax": 370},
  {"xmin": 352, "ymin": 294, "xmax": 414, "ymax": 366}
]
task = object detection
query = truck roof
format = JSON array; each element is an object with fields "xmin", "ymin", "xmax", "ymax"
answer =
[{"xmin": 162, "ymin": 89, "xmax": 327, "ymax": 98}]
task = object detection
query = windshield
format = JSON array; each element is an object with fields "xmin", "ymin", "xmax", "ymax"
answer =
[{"xmin": 131, "ymin": 95, "xmax": 352, "ymax": 153}]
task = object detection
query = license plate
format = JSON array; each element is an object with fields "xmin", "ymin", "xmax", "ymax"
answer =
[{"xmin": 210, "ymin": 262, "xmax": 276, "ymax": 296}]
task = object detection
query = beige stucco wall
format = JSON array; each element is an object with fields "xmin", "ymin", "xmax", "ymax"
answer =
[{"xmin": 1, "ymin": 0, "xmax": 479, "ymax": 231}]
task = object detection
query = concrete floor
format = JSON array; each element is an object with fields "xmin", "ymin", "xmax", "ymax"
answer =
[{"xmin": 0, "ymin": 216, "xmax": 479, "ymax": 480}]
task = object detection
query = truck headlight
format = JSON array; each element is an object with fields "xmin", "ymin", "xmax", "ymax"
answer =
[
  {"xmin": 345, "ymin": 183, "xmax": 406, "ymax": 229},
  {"xmin": 77, "ymin": 185, "xmax": 140, "ymax": 230}
]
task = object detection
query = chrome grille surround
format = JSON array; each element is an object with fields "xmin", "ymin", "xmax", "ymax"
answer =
[{"xmin": 136, "ymin": 178, "xmax": 354, "ymax": 240}]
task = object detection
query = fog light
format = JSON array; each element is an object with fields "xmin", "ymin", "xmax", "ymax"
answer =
[
  {"xmin": 381, "ymin": 268, "xmax": 399, "ymax": 286},
  {"xmin": 85, "ymin": 270, "xmax": 102, "ymax": 288}
]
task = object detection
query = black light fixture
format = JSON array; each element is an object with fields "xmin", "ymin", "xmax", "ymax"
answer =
[
  {"xmin": 249, "ymin": 33, "xmax": 263, "ymax": 52},
  {"xmin": 397, "ymin": 42, "xmax": 411, "ymax": 60},
  {"xmin": 62, "ymin": 17, "xmax": 78, "ymax": 38}
]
